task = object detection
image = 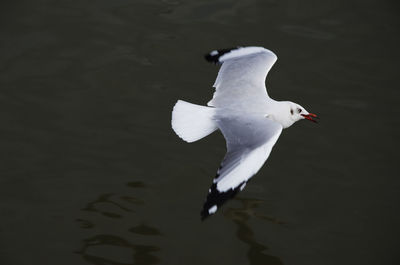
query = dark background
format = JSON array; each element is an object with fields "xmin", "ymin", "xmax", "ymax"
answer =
[{"xmin": 0, "ymin": 0, "xmax": 399, "ymax": 264}]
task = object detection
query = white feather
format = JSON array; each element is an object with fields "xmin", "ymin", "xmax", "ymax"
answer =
[
  {"xmin": 208, "ymin": 46, "xmax": 277, "ymax": 110},
  {"xmin": 171, "ymin": 100, "xmax": 217, "ymax": 143},
  {"xmin": 214, "ymin": 113, "xmax": 282, "ymax": 192}
]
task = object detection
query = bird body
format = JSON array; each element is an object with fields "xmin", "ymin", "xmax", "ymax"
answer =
[{"xmin": 171, "ymin": 46, "xmax": 317, "ymax": 219}]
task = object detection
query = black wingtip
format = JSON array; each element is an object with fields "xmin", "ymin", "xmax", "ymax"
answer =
[
  {"xmin": 200, "ymin": 181, "xmax": 246, "ymax": 220},
  {"xmin": 204, "ymin": 47, "xmax": 240, "ymax": 64}
]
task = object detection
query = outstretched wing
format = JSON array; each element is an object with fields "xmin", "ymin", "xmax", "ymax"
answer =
[
  {"xmin": 205, "ymin": 47, "xmax": 277, "ymax": 109},
  {"xmin": 201, "ymin": 114, "xmax": 282, "ymax": 219}
]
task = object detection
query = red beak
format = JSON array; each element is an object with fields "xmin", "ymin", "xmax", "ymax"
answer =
[{"xmin": 301, "ymin": 113, "xmax": 318, "ymax": 123}]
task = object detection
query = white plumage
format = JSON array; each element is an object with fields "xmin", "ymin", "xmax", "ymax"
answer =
[
  {"xmin": 171, "ymin": 100, "xmax": 217, "ymax": 143},
  {"xmin": 171, "ymin": 46, "xmax": 317, "ymax": 219}
]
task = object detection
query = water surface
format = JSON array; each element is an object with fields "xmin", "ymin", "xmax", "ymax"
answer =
[{"xmin": 0, "ymin": 0, "xmax": 399, "ymax": 264}]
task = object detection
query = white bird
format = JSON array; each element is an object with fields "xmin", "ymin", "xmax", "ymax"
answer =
[{"xmin": 171, "ymin": 46, "xmax": 318, "ymax": 219}]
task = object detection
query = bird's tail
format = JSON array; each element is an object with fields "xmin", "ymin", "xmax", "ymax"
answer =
[{"xmin": 171, "ymin": 100, "xmax": 217, "ymax": 143}]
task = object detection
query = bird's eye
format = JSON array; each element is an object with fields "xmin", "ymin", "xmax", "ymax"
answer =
[
  {"xmin": 297, "ymin": 108, "xmax": 302, "ymax": 113},
  {"xmin": 290, "ymin": 109, "xmax": 294, "ymax": 115}
]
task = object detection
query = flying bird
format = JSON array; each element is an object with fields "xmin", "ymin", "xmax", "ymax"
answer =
[{"xmin": 171, "ymin": 46, "xmax": 318, "ymax": 220}]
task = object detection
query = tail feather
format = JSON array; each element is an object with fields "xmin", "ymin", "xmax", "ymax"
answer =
[{"xmin": 171, "ymin": 100, "xmax": 217, "ymax": 143}]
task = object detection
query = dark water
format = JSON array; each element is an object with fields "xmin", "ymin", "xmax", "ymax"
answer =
[{"xmin": 0, "ymin": 0, "xmax": 399, "ymax": 264}]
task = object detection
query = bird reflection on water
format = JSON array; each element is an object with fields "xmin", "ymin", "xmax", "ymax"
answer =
[{"xmin": 224, "ymin": 197, "xmax": 285, "ymax": 265}]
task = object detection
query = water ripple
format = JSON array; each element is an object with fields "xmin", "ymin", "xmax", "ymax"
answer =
[
  {"xmin": 76, "ymin": 180, "xmax": 161, "ymax": 265},
  {"xmin": 77, "ymin": 234, "xmax": 160, "ymax": 265}
]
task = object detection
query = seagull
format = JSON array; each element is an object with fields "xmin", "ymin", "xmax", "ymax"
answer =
[{"xmin": 171, "ymin": 46, "xmax": 318, "ymax": 220}]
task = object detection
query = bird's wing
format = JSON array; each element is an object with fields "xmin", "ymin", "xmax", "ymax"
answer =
[
  {"xmin": 201, "ymin": 114, "xmax": 282, "ymax": 219},
  {"xmin": 205, "ymin": 46, "xmax": 277, "ymax": 109}
]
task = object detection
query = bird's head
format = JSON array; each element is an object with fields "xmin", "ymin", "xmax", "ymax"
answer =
[{"xmin": 282, "ymin": 102, "xmax": 318, "ymax": 128}]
